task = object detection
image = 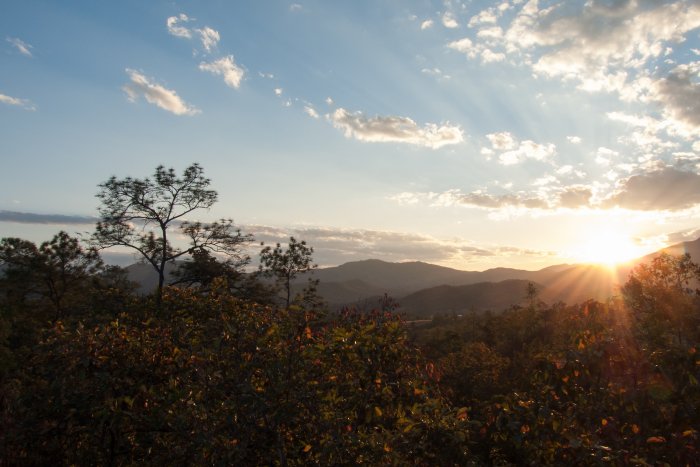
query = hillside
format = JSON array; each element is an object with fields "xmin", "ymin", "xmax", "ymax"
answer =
[
  {"xmin": 397, "ymin": 279, "xmax": 538, "ymax": 316},
  {"xmin": 122, "ymin": 236, "xmax": 700, "ymax": 315}
]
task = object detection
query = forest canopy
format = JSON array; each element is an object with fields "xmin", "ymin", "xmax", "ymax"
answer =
[{"xmin": 1, "ymin": 164, "xmax": 699, "ymax": 465}]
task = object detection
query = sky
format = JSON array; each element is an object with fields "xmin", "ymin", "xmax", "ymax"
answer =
[{"xmin": 2, "ymin": 0, "xmax": 700, "ymax": 271}]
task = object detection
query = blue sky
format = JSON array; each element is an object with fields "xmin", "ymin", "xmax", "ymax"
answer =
[{"xmin": 2, "ymin": 0, "xmax": 700, "ymax": 270}]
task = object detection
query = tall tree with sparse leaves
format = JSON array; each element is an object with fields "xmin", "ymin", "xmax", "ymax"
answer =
[
  {"xmin": 93, "ymin": 163, "xmax": 252, "ymax": 303},
  {"xmin": 259, "ymin": 236, "xmax": 318, "ymax": 309}
]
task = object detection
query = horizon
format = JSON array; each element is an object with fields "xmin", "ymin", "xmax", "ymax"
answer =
[{"xmin": 2, "ymin": 1, "xmax": 700, "ymax": 270}]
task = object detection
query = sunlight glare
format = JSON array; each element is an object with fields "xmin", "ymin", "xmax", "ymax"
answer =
[{"xmin": 571, "ymin": 231, "xmax": 646, "ymax": 266}]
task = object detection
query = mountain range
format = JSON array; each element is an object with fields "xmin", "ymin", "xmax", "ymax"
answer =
[{"xmin": 125, "ymin": 236, "xmax": 700, "ymax": 318}]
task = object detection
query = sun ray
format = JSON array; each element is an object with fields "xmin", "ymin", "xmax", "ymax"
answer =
[{"xmin": 569, "ymin": 230, "xmax": 648, "ymax": 268}]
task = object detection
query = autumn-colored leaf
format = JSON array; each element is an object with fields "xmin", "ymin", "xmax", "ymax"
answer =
[
  {"xmin": 457, "ymin": 407, "xmax": 468, "ymax": 421},
  {"xmin": 646, "ymin": 436, "xmax": 666, "ymax": 443}
]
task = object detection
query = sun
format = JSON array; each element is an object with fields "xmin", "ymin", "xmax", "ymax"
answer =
[{"xmin": 571, "ymin": 231, "xmax": 646, "ymax": 267}]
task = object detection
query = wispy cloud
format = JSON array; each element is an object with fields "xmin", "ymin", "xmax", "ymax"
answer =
[
  {"xmin": 392, "ymin": 163, "xmax": 700, "ymax": 214},
  {"xmin": 0, "ymin": 210, "xmax": 96, "ymax": 225},
  {"xmin": 247, "ymin": 223, "xmax": 552, "ymax": 268},
  {"xmin": 167, "ymin": 14, "xmax": 220, "ymax": 54},
  {"xmin": 0, "ymin": 93, "xmax": 36, "ymax": 111},
  {"xmin": 196, "ymin": 26, "xmax": 220, "ymax": 53},
  {"xmin": 166, "ymin": 14, "xmax": 192, "ymax": 39},
  {"xmin": 505, "ymin": 1, "xmax": 700, "ymax": 86},
  {"xmin": 304, "ymin": 105, "xmax": 319, "ymax": 119},
  {"xmin": 390, "ymin": 189, "xmax": 549, "ymax": 211},
  {"xmin": 6, "ymin": 37, "xmax": 33, "ymax": 57},
  {"xmin": 448, "ymin": 36, "xmax": 505, "ymax": 64},
  {"xmin": 468, "ymin": 6, "xmax": 501, "ymax": 27},
  {"xmin": 442, "ymin": 12, "xmax": 459, "ymax": 29},
  {"xmin": 199, "ymin": 56, "xmax": 245, "ymax": 88},
  {"xmin": 122, "ymin": 69, "xmax": 199, "ymax": 116},
  {"xmin": 646, "ymin": 62, "xmax": 700, "ymax": 136},
  {"xmin": 167, "ymin": 13, "xmax": 245, "ymax": 92},
  {"xmin": 483, "ymin": 132, "xmax": 556, "ymax": 165},
  {"xmin": 603, "ymin": 167, "xmax": 700, "ymax": 211},
  {"xmin": 451, "ymin": 1, "xmax": 700, "ymax": 99},
  {"xmin": 328, "ymin": 108, "xmax": 463, "ymax": 149},
  {"xmin": 420, "ymin": 19, "xmax": 434, "ymax": 30}
]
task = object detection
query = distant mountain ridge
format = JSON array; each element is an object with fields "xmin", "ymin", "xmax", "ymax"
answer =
[{"xmin": 123, "ymin": 236, "xmax": 700, "ymax": 317}]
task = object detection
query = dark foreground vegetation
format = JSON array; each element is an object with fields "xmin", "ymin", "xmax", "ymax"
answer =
[{"xmin": 2, "ymin": 165, "xmax": 700, "ymax": 465}]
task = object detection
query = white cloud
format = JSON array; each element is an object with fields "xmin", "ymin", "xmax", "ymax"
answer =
[
  {"xmin": 449, "ymin": 36, "xmax": 506, "ymax": 64},
  {"xmin": 557, "ymin": 186, "xmax": 593, "ymax": 208},
  {"xmin": 595, "ymin": 147, "xmax": 619, "ymax": 166},
  {"xmin": 485, "ymin": 132, "xmax": 556, "ymax": 165},
  {"xmin": 442, "ymin": 12, "xmax": 459, "ymax": 29},
  {"xmin": 248, "ymin": 223, "xmax": 548, "ymax": 267},
  {"xmin": 647, "ymin": 62, "xmax": 700, "ymax": 136},
  {"xmin": 393, "ymin": 189, "xmax": 550, "ymax": 210},
  {"xmin": 6, "ymin": 37, "xmax": 33, "ymax": 57},
  {"xmin": 486, "ymin": 132, "xmax": 516, "ymax": 150},
  {"xmin": 421, "ymin": 19, "xmax": 434, "ymax": 30},
  {"xmin": 166, "ymin": 14, "xmax": 192, "ymax": 39},
  {"xmin": 167, "ymin": 15, "xmax": 221, "ymax": 55},
  {"xmin": 567, "ymin": 136, "xmax": 582, "ymax": 144},
  {"xmin": 603, "ymin": 167, "xmax": 700, "ymax": 211},
  {"xmin": 304, "ymin": 105, "xmax": 319, "ymax": 119},
  {"xmin": 468, "ymin": 8, "xmax": 499, "ymax": 27},
  {"xmin": 0, "ymin": 93, "xmax": 35, "ymax": 111},
  {"xmin": 448, "ymin": 37, "xmax": 478, "ymax": 59},
  {"xmin": 290, "ymin": 3, "xmax": 303, "ymax": 11},
  {"xmin": 499, "ymin": 140, "xmax": 556, "ymax": 165},
  {"xmin": 481, "ymin": 48, "xmax": 505, "ymax": 63},
  {"xmin": 392, "ymin": 164, "xmax": 700, "ymax": 214},
  {"xmin": 274, "ymin": 88, "xmax": 283, "ymax": 96},
  {"xmin": 196, "ymin": 26, "xmax": 220, "ymax": 53},
  {"xmin": 503, "ymin": 1, "xmax": 700, "ymax": 93},
  {"xmin": 199, "ymin": 56, "xmax": 245, "ymax": 88},
  {"xmin": 421, "ymin": 67, "xmax": 451, "ymax": 79},
  {"xmin": 329, "ymin": 108, "xmax": 464, "ymax": 149},
  {"xmin": 122, "ymin": 69, "xmax": 199, "ymax": 116},
  {"xmin": 607, "ymin": 111, "xmax": 681, "ymax": 154},
  {"xmin": 477, "ymin": 26, "xmax": 503, "ymax": 40}
]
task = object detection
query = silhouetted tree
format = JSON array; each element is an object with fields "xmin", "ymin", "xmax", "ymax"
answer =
[
  {"xmin": 1, "ymin": 232, "xmax": 102, "ymax": 319},
  {"xmin": 623, "ymin": 253, "xmax": 700, "ymax": 348},
  {"xmin": 259, "ymin": 237, "xmax": 318, "ymax": 309},
  {"xmin": 93, "ymin": 163, "xmax": 252, "ymax": 303}
]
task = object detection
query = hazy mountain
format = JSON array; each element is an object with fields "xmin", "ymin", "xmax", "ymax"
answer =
[
  {"xmin": 649, "ymin": 236, "xmax": 700, "ymax": 262},
  {"xmin": 397, "ymin": 279, "xmax": 538, "ymax": 317},
  {"xmin": 305, "ymin": 259, "xmax": 484, "ymax": 296},
  {"xmin": 121, "ymin": 236, "xmax": 700, "ymax": 314},
  {"xmin": 124, "ymin": 262, "xmax": 182, "ymax": 293}
]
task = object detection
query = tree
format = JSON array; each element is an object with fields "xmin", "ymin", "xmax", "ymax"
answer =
[
  {"xmin": 37, "ymin": 231, "xmax": 103, "ymax": 319},
  {"xmin": 0, "ymin": 232, "xmax": 103, "ymax": 320},
  {"xmin": 622, "ymin": 253, "xmax": 700, "ymax": 348},
  {"xmin": 0, "ymin": 237, "xmax": 40, "ymax": 312},
  {"xmin": 259, "ymin": 237, "xmax": 318, "ymax": 309},
  {"xmin": 93, "ymin": 163, "xmax": 252, "ymax": 302}
]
